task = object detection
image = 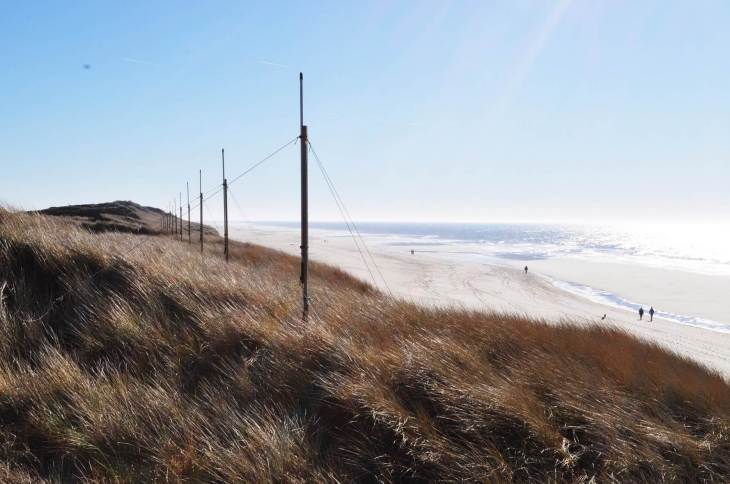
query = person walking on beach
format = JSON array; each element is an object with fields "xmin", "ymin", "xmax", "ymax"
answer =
[
  {"xmin": 649, "ymin": 306, "xmax": 655, "ymax": 322},
  {"xmin": 639, "ymin": 307, "xmax": 644, "ymax": 320},
  {"xmin": 524, "ymin": 265, "xmax": 528, "ymax": 274}
]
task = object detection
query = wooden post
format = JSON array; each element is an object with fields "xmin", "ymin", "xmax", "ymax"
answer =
[
  {"xmin": 172, "ymin": 200, "xmax": 176, "ymax": 236},
  {"xmin": 222, "ymin": 149, "xmax": 229, "ymax": 262},
  {"xmin": 187, "ymin": 182, "xmax": 191, "ymax": 244},
  {"xmin": 179, "ymin": 193, "xmax": 183, "ymax": 241},
  {"xmin": 299, "ymin": 72, "xmax": 309, "ymax": 320},
  {"xmin": 174, "ymin": 200, "xmax": 178, "ymax": 236},
  {"xmin": 199, "ymin": 170, "xmax": 204, "ymax": 253}
]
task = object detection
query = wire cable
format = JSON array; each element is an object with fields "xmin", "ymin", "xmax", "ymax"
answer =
[
  {"xmin": 308, "ymin": 140, "xmax": 393, "ymax": 296},
  {"xmin": 311, "ymin": 150, "xmax": 378, "ymax": 288},
  {"xmin": 228, "ymin": 186, "xmax": 257, "ymax": 236},
  {"xmin": 228, "ymin": 136, "xmax": 299, "ymax": 187},
  {"xmin": 309, "ymin": 151, "xmax": 375, "ymax": 285},
  {"xmin": 189, "ymin": 137, "xmax": 297, "ymax": 212},
  {"xmin": 203, "ymin": 183, "xmax": 223, "ymax": 197},
  {"xmin": 190, "ymin": 185, "xmax": 223, "ymax": 212},
  {"xmin": 228, "ymin": 186, "xmax": 250, "ymax": 237},
  {"xmin": 311, "ymin": 141, "xmax": 393, "ymax": 296},
  {"xmin": 202, "ymin": 199, "xmax": 222, "ymax": 234}
]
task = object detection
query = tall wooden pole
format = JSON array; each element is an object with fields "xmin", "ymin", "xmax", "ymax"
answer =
[
  {"xmin": 175, "ymin": 200, "xmax": 178, "ymax": 236},
  {"xmin": 187, "ymin": 182, "xmax": 191, "ymax": 244},
  {"xmin": 172, "ymin": 200, "xmax": 176, "ymax": 236},
  {"xmin": 199, "ymin": 169, "xmax": 204, "ymax": 253},
  {"xmin": 222, "ymin": 149, "xmax": 229, "ymax": 262},
  {"xmin": 179, "ymin": 193, "xmax": 183, "ymax": 241},
  {"xmin": 300, "ymin": 72, "xmax": 309, "ymax": 320}
]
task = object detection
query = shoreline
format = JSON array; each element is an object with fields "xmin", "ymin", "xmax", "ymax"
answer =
[
  {"xmin": 230, "ymin": 223, "xmax": 730, "ymax": 378},
  {"xmin": 527, "ymin": 258, "xmax": 730, "ymax": 329}
]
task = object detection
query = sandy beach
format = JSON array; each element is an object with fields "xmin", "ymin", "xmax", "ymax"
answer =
[{"xmin": 230, "ymin": 224, "xmax": 730, "ymax": 378}]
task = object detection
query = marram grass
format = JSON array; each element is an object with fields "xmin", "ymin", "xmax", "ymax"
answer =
[{"xmin": 0, "ymin": 209, "xmax": 728, "ymax": 482}]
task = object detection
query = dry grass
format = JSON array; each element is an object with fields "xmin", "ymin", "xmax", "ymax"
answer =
[
  {"xmin": 0, "ymin": 208, "xmax": 728, "ymax": 482},
  {"xmin": 36, "ymin": 200, "xmax": 218, "ymax": 237}
]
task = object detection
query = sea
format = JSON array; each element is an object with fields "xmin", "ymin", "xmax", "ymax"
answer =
[{"xmin": 254, "ymin": 221, "xmax": 730, "ymax": 333}]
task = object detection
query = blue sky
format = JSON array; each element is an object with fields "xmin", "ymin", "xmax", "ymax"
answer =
[{"xmin": 1, "ymin": 1, "xmax": 728, "ymax": 223}]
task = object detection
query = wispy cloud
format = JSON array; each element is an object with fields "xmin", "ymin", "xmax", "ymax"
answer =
[
  {"xmin": 122, "ymin": 57, "xmax": 160, "ymax": 67},
  {"xmin": 256, "ymin": 60, "xmax": 288, "ymax": 69},
  {"xmin": 493, "ymin": 0, "xmax": 574, "ymax": 113},
  {"xmin": 517, "ymin": 0, "xmax": 573, "ymax": 82}
]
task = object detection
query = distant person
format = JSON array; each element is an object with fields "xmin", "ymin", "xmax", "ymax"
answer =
[
  {"xmin": 649, "ymin": 306, "xmax": 655, "ymax": 322},
  {"xmin": 524, "ymin": 265, "xmax": 528, "ymax": 274},
  {"xmin": 411, "ymin": 249, "xmax": 415, "ymax": 255},
  {"xmin": 639, "ymin": 307, "xmax": 644, "ymax": 321}
]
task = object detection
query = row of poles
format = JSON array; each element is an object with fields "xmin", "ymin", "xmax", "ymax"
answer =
[
  {"xmin": 161, "ymin": 173, "xmax": 203, "ymax": 251},
  {"xmin": 160, "ymin": 73, "xmax": 310, "ymax": 319}
]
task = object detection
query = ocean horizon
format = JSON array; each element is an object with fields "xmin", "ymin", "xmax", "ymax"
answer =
[{"xmin": 245, "ymin": 221, "xmax": 730, "ymax": 275}]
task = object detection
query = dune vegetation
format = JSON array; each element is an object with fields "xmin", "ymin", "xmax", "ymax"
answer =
[{"xmin": 0, "ymin": 207, "xmax": 728, "ymax": 482}]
